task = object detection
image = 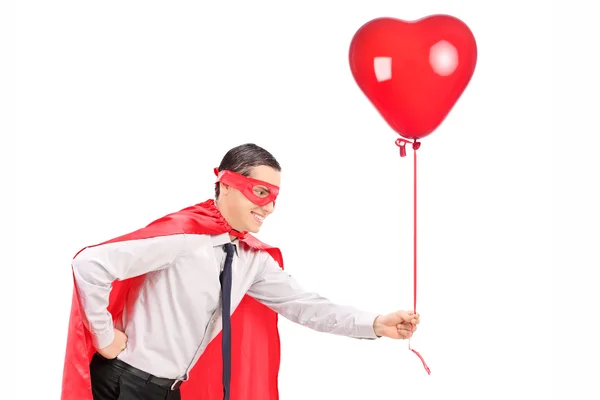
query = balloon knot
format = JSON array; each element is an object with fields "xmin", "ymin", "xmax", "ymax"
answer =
[{"xmin": 395, "ymin": 138, "xmax": 421, "ymax": 157}]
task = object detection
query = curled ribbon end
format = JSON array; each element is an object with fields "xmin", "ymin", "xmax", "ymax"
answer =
[
  {"xmin": 410, "ymin": 348, "xmax": 431, "ymax": 375},
  {"xmin": 395, "ymin": 139, "xmax": 408, "ymax": 157}
]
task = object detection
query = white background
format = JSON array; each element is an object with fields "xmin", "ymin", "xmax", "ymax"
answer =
[{"xmin": 6, "ymin": 0, "xmax": 600, "ymax": 399}]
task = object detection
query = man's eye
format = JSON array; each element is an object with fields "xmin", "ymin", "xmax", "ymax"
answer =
[{"xmin": 253, "ymin": 188, "xmax": 268, "ymax": 197}]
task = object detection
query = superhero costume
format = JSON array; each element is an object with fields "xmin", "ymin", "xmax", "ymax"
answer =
[{"xmin": 61, "ymin": 170, "xmax": 283, "ymax": 399}]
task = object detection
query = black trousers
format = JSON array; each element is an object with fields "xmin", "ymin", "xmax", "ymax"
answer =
[{"xmin": 90, "ymin": 353, "xmax": 182, "ymax": 400}]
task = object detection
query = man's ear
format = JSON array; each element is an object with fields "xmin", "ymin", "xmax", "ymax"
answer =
[{"xmin": 220, "ymin": 182, "xmax": 230, "ymax": 195}]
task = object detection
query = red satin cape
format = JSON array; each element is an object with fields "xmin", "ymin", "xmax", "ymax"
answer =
[{"xmin": 61, "ymin": 199, "xmax": 283, "ymax": 400}]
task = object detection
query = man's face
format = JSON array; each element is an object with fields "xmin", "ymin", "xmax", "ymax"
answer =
[{"xmin": 220, "ymin": 165, "xmax": 281, "ymax": 233}]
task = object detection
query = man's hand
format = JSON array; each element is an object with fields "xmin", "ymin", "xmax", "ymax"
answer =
[
  {"xmin": 373, "ymin": 310, "xmax": 420, "ymax": 339},
  {"xmin": 97, "ymin": 329, "xmax": 128, "ymax": 359}
]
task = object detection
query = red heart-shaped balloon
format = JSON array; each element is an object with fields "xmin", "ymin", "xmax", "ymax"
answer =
[{"xmin": 349, "ymin": 15, "xmax": 477, "ymax": 140}]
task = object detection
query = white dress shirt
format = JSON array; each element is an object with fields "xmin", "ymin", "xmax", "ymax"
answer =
[{"xmin": 71, "ymin": 232, "xmax": 379, "ymax": 380}]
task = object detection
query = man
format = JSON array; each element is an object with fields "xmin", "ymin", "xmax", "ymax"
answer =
[{"xmin": 61, "ymin": 143, "xmax": 420, "ymax": 400}]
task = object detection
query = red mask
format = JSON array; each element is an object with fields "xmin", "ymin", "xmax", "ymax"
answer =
[{"xmin": 214, "ymin": 168, "xmax": 279, "ymax": 207}]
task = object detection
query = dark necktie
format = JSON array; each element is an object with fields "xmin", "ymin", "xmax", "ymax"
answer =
[{"xmin": 220, "ymin": 242, "xmax": 234, "ymax": 400}]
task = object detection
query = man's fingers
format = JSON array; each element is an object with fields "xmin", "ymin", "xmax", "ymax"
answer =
[
  {"xmin": 397, "ymin": 329, "xmax": 413, "ymax": 339},
  {"xmin": 395, "ymin": 311, "xmax": 420, "ymax": 323},
  {"xmin": 396, "ymin": 322, "xmax": 416, "ymax": 331},
  {"xmin": 396, "ymin": 326, "xmax": 416, "ymax": 340}
]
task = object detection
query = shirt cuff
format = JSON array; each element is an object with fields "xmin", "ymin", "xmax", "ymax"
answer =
[
  {"xmin": 92, "ymin": 327, "xmax": 115, "ymax": 350},
  {"xmin": 354, "ymin": 311, "xmax": 380, "ymax": 339}
]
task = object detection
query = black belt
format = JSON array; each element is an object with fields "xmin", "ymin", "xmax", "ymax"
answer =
[{"xmin": 96, "ymin": 353, "xmax": 183, "ymax": 391}]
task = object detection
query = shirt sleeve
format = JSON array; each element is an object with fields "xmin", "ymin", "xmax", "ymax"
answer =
[
  {"xmin": 246, "ymin": 252, "xmax": 380, "ymax": 339},
  {"xmin": 71, "ymin": 233, "xmax": 188, "ymax": 349}
]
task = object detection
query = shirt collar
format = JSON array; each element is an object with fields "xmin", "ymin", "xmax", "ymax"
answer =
[{"xmin": 211, "ymin": 233, "xmax": 240, "ymax": 257}]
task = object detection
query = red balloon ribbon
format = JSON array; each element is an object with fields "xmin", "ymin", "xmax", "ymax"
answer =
[{"xmin": 396, "ymin": 138, "xmax": 431, "ymax": 375}]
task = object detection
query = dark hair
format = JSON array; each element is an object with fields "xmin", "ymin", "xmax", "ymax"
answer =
[{"xmin": 215, "ymin": 143, "xmax": 281, "ymax": 198}]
